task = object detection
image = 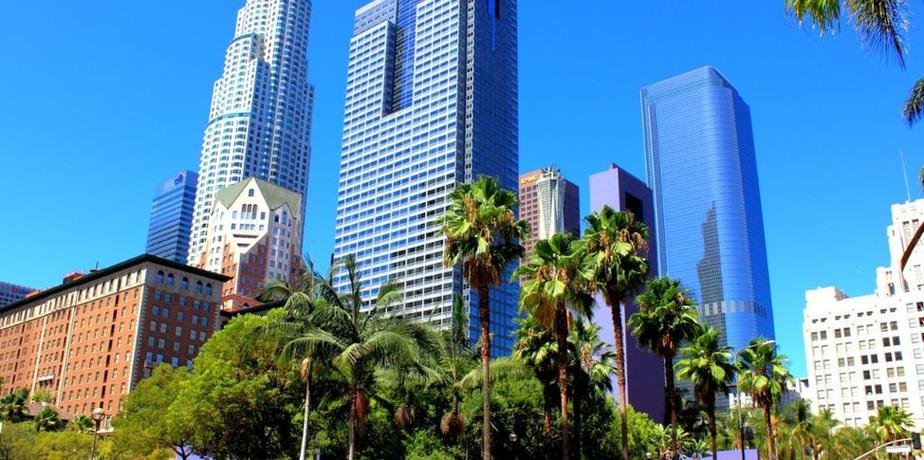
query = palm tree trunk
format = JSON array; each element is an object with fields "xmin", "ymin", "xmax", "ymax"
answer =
[
  {"xmin": 607, "ymin": 294, "xmax": 630, "ymax": 460},
  {"xmin": 708, "ymin": 403, "xmax": 718, "ymax": 460},
  {"xmin": 478, "ymin": 284, "xmax": 492, "ymax": 460},
  {"xmin": 664, "ymin": 354, "xmax": 679, "ymax": 460},
  {"xmin": 555, "ymin": 303, "xmax": 570, "ymax": 460},
  {"xmin": 299, "ymin": 375, "xmax": 311, "ymax": 460},
  {"xmin": 348, "ymin": 391, "xmax": 357, "ymax": 460},
  {"xmin": 544, "ymin": 407, "xmax": 552, "ymax": 437},
  {"xmin": 764, "ymin": 405, "xmax": 775, "ymax": 460}
]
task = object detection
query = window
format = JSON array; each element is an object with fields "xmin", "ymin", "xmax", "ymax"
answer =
[
  {"xmin": 166, "ymin": 274, "xmax": 174, "ymax": 287},
  {"xmin": 883, "ymin": 337, "xmax": 891, "ymax": 347},
  {"xmin": 158, "ymin": 338, "xmax": 165, "ymax": 349},
  {"xmin": 162, "ymin": 307, "xmax": 170, "ymax": 319},
  {"xmin": 811, "ymin": 332, "xmax": 818, "ymax": 341},
  {"xmin": 895, "ymin": 351, "xmax": 903, "ymax": 361},
  {"xmin": 181, "ymin": 277, "xmax": 189, "ymax": 290},
  {"xmin": 156, "ymin": 271, "xmax": 165, "ymax": 284},
  {"xmin": 835, "ymin": 329, "xmax": 842, "ymax": 338},
  {"xmin": 205, "ymin": 283, "xmax": 213, "ymax": 296},
  {"xmin": 893, "ymin": 336, "xmax": 900, "ymax": 345},
  {"xmin": 175, "ymin": 326, "xmax": 183, "ymax": 337}
]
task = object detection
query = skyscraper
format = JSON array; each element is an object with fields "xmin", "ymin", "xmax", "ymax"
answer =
[
  {"xmin": 146, "ymin": 170, "xmax": 197, "ymax": 262},
  {"xmin": 333, "ymin": 0, "xmax": 519, "ymax": 354},
  {"xmin": 588, "ymin": 163, "xmax": 664, "ymax": 422},
  {"xmin": 0, "ymin": 282, "xmax": 36, "ymax": 307},
  {"xmin": 519, "ymin": 167, "xmax": 580, "ymax": 256},
  {"xmin": 192, "ymin": 178, "xmax": 302, "ymax": 311},
  {"xmin": 188, "ymin": 0, "xmax": 314, "ymax": 264},
  {"xmin": 641, "ymin": 66, "xmax": 775, "ymax": 353}
]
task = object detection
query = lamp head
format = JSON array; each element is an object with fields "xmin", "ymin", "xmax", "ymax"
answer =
[{"xmin": 91, "ymin": 407, "xmax": 104, "ymax": 422}]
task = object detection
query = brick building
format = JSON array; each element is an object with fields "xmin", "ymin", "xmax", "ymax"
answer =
[{"xmin": 0, "ymin": 255, "xmax": 228, "ymax": 425}]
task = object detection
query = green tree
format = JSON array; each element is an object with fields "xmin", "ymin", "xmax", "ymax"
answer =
[
  {"xmin": 515, "ymin": 233, "xmax": 594, "ymax": 459},
  {"xmin": 737, "ymin": 338, "xmax": 792, "ymax": 460},
  {"xmin": 0, "ymin": 389, "xmax": 28, "ymax": 423},
  {"xmin": 675, "ymin": 324, "xmax": 735, "ymax": 460},
  {"xmin": 441, "ymin": 175, "xmax": 528, "ymax": 460},
  {"xmin": 512, "ymin": 315, "xmax": 559, "ymax": 439},
  {"xmin": 66, "ymin": 414, "xmax": 95, "ymax": 434},
  {"xmin": 869, "ymin": 404, "xmax": 914, "ymax": 443},
  {"xmin": 111, "ymin": 364, "xmax": 193, "ymax": 459},
  {"xmin": 581, "ymin": 206, "xmax": 650, "ymax": 460},
  {"xmin": 281, "ymin": 255, "xmax": 441, "ymax": 460},
  {"xmin": 629, "ymin": 277, "xmax": 700, "ymax": 459},
  {"xmin": 32, "ymin": 406, "xmax": 61, "ymax": 432},
  {"xmin": 436, "ymin": 295, "xmax": 476, "ymax": 441},
  {"xmin": 569, "ymin": 318, "xmax": 617, "ymax": 458}
]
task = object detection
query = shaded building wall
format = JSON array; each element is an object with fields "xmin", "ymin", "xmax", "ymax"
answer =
[{"xmin": 588, "ymin": 164, "xmax": 664, "ymax": 423}]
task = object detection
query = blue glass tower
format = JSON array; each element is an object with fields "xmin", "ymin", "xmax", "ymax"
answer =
[
  {"xmin": 641, "ymin": 67, "xmax": 775, "ymax": 354},
  {"xmin": 334, "ymin": 0, "xmax": 519, "ymax": 354},
  {"xmin": 146, "ymin": 171, "xmax": 198, "ymax": 263}
]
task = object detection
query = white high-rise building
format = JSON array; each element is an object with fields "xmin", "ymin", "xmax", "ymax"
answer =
[
  {"xmin": 188, "ymin": 0, "xmax": 314, "ymax": 264},
  {"xmin": 332, "ymin": 0, "xmax": 520, "ymax": 355},
  {"xmin": 803, "ymin": 199, "xmax": 924, "ymax": 429}
]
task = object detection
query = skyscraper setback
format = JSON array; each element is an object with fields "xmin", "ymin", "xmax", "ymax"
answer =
[
  {"xmin": 188, "ymin": 0, "xmax": 314, "ymax": 265},
  {"xmin": 333, "ymin": 0, "xmax": 519, "ymax": 354},
  {"xmin": 518, "ymin": 167, "xmax": 580, "ymax": 257},
  {"xmin": 641, "ymin": 67, "xmax": 775, "ymax": 359}
]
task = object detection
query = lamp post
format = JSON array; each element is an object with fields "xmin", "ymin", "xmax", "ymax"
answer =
[
  {"xmin": 734, "ymin": 339, "xmax": 775, "ymax": 460},
  {"xmin": 508, "ymin": 431, "xmax": 519, "ymax": 460},
  {"xmin": 90, "ymin": 407, "xmax": 104, "ymax": 460}
]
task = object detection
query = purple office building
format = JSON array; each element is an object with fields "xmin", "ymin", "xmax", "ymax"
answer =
[{"xmin": 589, "ymin": 163, "xmax": 664, "ymax": 422}]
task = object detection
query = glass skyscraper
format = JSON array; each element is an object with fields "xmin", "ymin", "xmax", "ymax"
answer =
[
  {"xmin": 188, "ymin": 0, "xmax": 314, "ymax": 264},
  {"xmin": 641, "ymin": 66, "xmax": 775, "ymax": 354},
  {"xmin": 334, "ymin": 0, "xmax": 519, "ymax": 354},
  {"xmin": 146, "ymin": 170, "xmax": 198, "ymax": 263}
]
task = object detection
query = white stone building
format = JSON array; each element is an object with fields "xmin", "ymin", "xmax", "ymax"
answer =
[
  {"xmin": 803, "ymin": 199, "xmax": 924, "ymax": 428},
  {"xmin": 193, "ymin": 178, "xmax": 302, "ymax": 312}
]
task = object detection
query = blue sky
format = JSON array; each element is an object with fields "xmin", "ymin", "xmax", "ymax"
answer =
[{"xmin": 3, "ymin": 1, "xmax": 924, "ymax": 376}]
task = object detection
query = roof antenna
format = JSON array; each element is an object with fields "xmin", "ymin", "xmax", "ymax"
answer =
[{"xmin": 900, "ymin": 147, "xmax": 911, "ymax": 203}]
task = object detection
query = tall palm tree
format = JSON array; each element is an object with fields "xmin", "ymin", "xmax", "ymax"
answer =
[
  {"xmin": 869, "ymin": 405, "xmax": 914, "ymax": 443},
  {"xmin": 581, "ymin": 207, "xmax": 650, "ymax": 460},
  {"xmin": 629, "ymin": 277, "xmax": 700, "ymax": 460},
  {"xmin": 515, "ymin": 233, "xmax": 594, "ymax": 459},
  {"xmin": 737, "ymin": 338, "xmax": 792, "ymax": 460},
  {"xmin": 441, "ymin": 175, "xmax": 528, "ymax": 459},
  {"xmin": 675, "ymin": 325, "xmax": 736, "ymax": 460},
  {"xmin": 569, "ymin": 317, "xmax": 617, "ymax": 458},
  {"xmin": 280, "ymin": 256, "xmax": 441, "ymax": 460}
]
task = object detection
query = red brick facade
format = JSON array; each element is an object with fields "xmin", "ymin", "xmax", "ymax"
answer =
[{"xmin": 0, "ymin": 255, "xmax": 228, "ymax": 425}]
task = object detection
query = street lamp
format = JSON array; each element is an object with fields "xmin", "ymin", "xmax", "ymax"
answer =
[
  {"xmin": 734, "ymin": 339, "xmax": 775, "ymax": 460},
  {"xmin": 90, "ymin": 407, "xmax": 105, "ymax": 460}
]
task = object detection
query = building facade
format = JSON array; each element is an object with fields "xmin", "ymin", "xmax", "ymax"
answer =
[
  {"xmin": 588, "ymin": 163, "xmax": 664, "ymax": 421},
  {"xmin": 332, "ymin": 0, "xmax": 520, "ymax": 354},
  {"xmin": 0, "ymin": 255, "xmax": 227, "ymax": 426},
  {"xmin": 189, "ymin": 0, "xmax": 314, "ymax": 265},
  {"xmin": 641, "ymin": 66, "xmax": 775, "ymax": 354},
  {"xmin": 803, "ymin": 200, "xmax": 924, "ymax": 429},
  {"xmin": 519, "ymin": 167, "xmax": 580, "ymax": 256},
  {"xmin": 146, "ymin": 170, "xmax": 198, "ymax": 262},
  {"xmin": 0, "ymin": 282, "xmax": 36, "ymax": 307},
  {"xmin": 193, "ymin": 178, "xmax": 302, "ymax": 312}
]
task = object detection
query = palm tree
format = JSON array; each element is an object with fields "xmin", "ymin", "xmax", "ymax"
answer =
[
  {"xmin": 515, "ymin": 233, "xmax": 594, "ymax": 459},
  {"xmin": 737, "ymin": 338, "xmax": 792, "ymax": 460},
  {"xmin": 280, "ymin": 256, "xmax": 441, "ymax": 460},
  {"xmin": 629, "ymin": 277, "xmax": 700, "ymax": 460},
  {"xmin": 581, "ymin": 206, "xmax": 650, "ymax": 460},
  {"xmin": 68, "ymin": 414, "xmax": 95, "ymax": 433},
  {"xmin": 437, "ymin": 295, "xmax": 475, "ymax": 440},
  {"xmin": 869, "ymin": 405, "xmax": 914, "ymax": 443},
  {"xmin": 569, "ymin": 318, "xmax": 618, "ymax": 458},
  {"xmin": 0, "ymin": 389, "xmax": 28, "ymax": 422},
  {"xmin": 33, "ymin": 405, "xmax": 61, "ymax": 432},
  {"xmin": 441, "ymin": 175, "xmax": 528, "ymax": 459},
  {"xmin": 512, "ymin": 315, "xmax": 560, "ymax": 439},
  {"xmin": 675, "ymin": 325, "xmax": 736, "ymax": 460}
]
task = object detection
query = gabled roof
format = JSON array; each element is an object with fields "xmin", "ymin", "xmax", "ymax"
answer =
[{"xmin": 215, "ymin": 178, "xmax": 302, "ymax": 219}]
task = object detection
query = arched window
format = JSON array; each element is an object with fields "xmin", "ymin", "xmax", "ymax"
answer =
[
  {"xmin": 166, "ymin": 274, "xmax": 175, "ymax": 288},
  {"xmin": 156, "ymin": 271, "xmax": 165, "ymax": 284},
  {"xmin": 181, "ymin": 277, "xmax": 189, "ymax": 290},
  {"xmin": 195, "ymin": 281, "xmax": 203, "ymax": 294},
  {"xmin": 248, "ymin": 188, "xmax": 255, "ymax": 197},
  {"xmin": 205, "ymin": 283, "xmax": 213, "ymax": 296}
]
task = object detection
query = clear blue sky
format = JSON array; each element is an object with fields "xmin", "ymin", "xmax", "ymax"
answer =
[{"xmin": 3, "ymin": 1, "xmax": 923, "ymax": 377}]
